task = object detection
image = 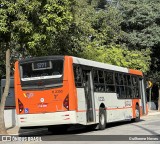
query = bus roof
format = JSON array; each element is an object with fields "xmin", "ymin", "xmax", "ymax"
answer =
[{"xmin": 72, "ymin": 56, "xmax": 143, "ymax": 76}]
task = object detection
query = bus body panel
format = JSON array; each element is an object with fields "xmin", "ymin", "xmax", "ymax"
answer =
[
  {"xmin": 76, "ymin": 88, "xmax": 87, "ymax": 125},
  {"xmin": 18, "ymin": 111, "xmax": 77, "ymax": 127},
  {"xmin": 16, "ymin": 82, "xmax": 69, "ymax": 113},
  {"xmin": 15, "ymin": 80, "xmax": 69, "ymax": 114},
  {"xmin": 94, "ymin": 93, "xmax": 133, "ymax": 122},
  {"xmin": 129, "ymin": 69, "xmax": 143, "ymax": 76},
  {"xmin": 132, "ymin": 99, "xmax": 140, "ymax": 118},
  {"xmin": 14, "ymin": 55, "xmax": 148, "ymax": 128},
  {"xmin": 15, "ymin": 56, "xmax": 80, "ymax": 127},
  {"xmin": 66, "ymin": 56, "xmax": 78, "ymax": 111}
]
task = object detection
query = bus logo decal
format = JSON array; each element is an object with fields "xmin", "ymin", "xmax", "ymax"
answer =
[
  {"xmin": 40, "ymin": 98, "xmax": 44, "ymax": 103},
  {"xmin": 54, "ymin": 94, "xmax": 58, "ymax": 99},
  {"xmin": 24, "ymin": 108, "xmax": 29, "ymax": 113},
  {"xmin": 23, "ymin": 93, "xmax": 27, "ymax": 98},
  {"xmin": 23, "ymin": 93, "xmax": 34, "ymax": 98}
]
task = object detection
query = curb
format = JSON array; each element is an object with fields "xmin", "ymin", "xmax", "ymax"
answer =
[
  {"xmin": 148, "ymin": 112, "xmax": 160, "ymax": 116},
  {"xmin": 148, "ymin": 110, "xmax": 160, "ymax": 116},
  {"xmin": 7, "ymin": 126, "xmax": 19, "ymax": 135}
]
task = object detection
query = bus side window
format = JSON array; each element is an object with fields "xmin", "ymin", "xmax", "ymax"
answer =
[
  {"xmin": 98, "ymin": 70, "xmax": 104, "ymax": 84},
  {"xmin": 119, "ymin": 74, "xmax": 126, "ymax": 98},
  {"xmin": 115, "ymin": 73, "xmax": 126, "ymax": 99},
  {"xmin": 105, "ymin": 71, "xmax": 115, "ymax": 92},
  {"xmin": 73, "ymin": 66, "xmax": 83, "ymax": 87},
  {"xmin": 93, "ymin": 70, "xmax": 98, "ymax": 92},
  {"xmin": 115, "ymin": 73, "xmax": 119, "ymax": 85},
  {"xmin": 132, "ymin": 76, "xmax": 140, "ymax": 99},
  {"xmin": 93, "ymin": 70, "xmax": 98, "ymax": 83},
  {"xmin": 115, "ymin": 73, "xmax": 120, "ymax": 96},
  {"xmin": 125, "ymin": 75, "xmax": 132, "ymax": 99},
  {"xmin": 98, "ymin": 70, "xmax": 105, "ymax": 92},
  {"xmin": 93, "ymin": 70, "xmax": 105, "ymax": 92}
]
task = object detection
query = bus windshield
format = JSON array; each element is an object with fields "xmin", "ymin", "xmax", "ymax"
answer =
[{"xmin": 20, "ymin": 60, "xmax": 63, "ymax": 81}]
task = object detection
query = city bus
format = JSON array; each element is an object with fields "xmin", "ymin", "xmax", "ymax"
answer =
[{"xmin": 14, "ymin": 56, "xmax": 148, "ymax": 131}]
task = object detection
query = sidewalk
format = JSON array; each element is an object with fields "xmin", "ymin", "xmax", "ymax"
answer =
[
  {"xmin": 7, "ymin": 126, "xmax": 19, "ymax": 135},
  {"xmin": 148, "ymin": 110, "xmax": 160, "ymax": 116}
]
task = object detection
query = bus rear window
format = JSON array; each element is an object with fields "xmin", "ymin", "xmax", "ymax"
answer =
[{"xmin": 20, "ymin": 60, "xmax": 63, "ymax": 81}]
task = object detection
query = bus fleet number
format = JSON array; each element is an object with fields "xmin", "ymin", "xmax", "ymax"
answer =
[
  {"xmin": 98, "ymin": 97, "xmax": 105, "ymax": 101},
  {"xmin": 52, "ymin": 90, "xmax": 63, "ymax": 93},
  {"xmin": 37, "ymin": 63, "xmax": 47, "ymax": 68}
]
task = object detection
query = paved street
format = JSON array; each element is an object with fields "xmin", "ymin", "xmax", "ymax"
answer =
[{"xmin": 7, "ymin": 113, "xmax": 159, "ymax": 144}]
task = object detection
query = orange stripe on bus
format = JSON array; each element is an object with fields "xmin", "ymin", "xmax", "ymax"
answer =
[
  {"xmin": 129, "ymin": 69, "xmax": 143, "ymax": 76},
  {"xmin": 77, "ymin": 107, "xmax": 132, "ymax": 112},
  {"xmin": 77, "ymin": 110, "xmax": 86, "ymax": 112},
  {"xmin": 77, "ymin": 109, "xmax": 99, "ymax": 112},
  {"xmin": 106, "ymin": 107, "xmax": 132, "ymax": 110}
]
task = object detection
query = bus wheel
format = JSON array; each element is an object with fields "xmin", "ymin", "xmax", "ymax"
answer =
[
  {"xmin": 133, "ymin": 105, "xmax": 140, "ymax": 122},
  {"xmin": 98, "ymin": 108, "xmax": 106, "ymax": 130}
]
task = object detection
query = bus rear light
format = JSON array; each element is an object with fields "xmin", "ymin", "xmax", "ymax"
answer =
[
  {"xmin": 63, "ymin": 95, "xmax": 69, "ymax": 110},
  {"xmin": 18, "ymin": 99, "xmax": 24, "ymax": 113}
]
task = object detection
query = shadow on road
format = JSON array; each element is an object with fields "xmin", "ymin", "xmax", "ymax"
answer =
[{"xmin": 19, "ymin": 119, "xmax": 145, "ymax": 137}]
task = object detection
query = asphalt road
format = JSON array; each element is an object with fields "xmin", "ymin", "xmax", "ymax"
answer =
[{"xmin": 16, "ymin": 114, "xmax": 160, "ymax": 144}]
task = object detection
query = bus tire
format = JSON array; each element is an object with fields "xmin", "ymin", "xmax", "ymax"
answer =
[
  {"xmin": 133, "ymin": 105, "xmax": 140, "ymax": 122},
  {"xmin": 98, "ymin": 108, "xmax": 106, "ymax": 130}
]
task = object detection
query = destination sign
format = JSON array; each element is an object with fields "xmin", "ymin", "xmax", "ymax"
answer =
[{"xmin": 32, "ymin": 61, "xmax": 52, "ymax": 70}]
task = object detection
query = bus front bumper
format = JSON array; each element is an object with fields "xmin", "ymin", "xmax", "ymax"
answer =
[{"xmin": 17, "ymin": 111, "xmax": 77, "ymax": 127}]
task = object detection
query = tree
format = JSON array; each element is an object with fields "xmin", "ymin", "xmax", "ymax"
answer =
[
  {"xmin": 0, "ymin": 0, "xmax": 75, "ymax": 133},
  {"xmin": 82, "ymin": 45, "xmax": 151, "ymax": 72},
  {"xmin": 0, "ymin": 49, "xmax": 10, "ymax": 134},
  {"xmin": 120, "ymin": 0, "xmax": 160, "ymax": 76},
  {"xmin": 0, "ymin": 0, "xmax": 75, "ymax": 76},
  {"xmin": 76, "ymin": 0, "xmax": 151, "ymax": 72}
]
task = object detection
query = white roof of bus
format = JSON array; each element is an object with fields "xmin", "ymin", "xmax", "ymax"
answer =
[{"xmin": 72, "ymin": 57, "xmax": 128, "ymax": 73}]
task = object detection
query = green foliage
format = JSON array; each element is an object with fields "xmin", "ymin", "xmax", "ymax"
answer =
[
  {"xmin": 0, "ymin": 0, "xmax": 75, "ymax": 77},
  {"xmin": 120, "ymin": 0, "xmax": 160, "ymax": 77},
  {"xmin": 120, "ymin": 0, "xmax": 160, "ymax": 49},
  {"xmin": 82, "ymin": 45, "xmax": 151, "ymax": 73},
  {"xmin": 79, "ymin": 0, "xmax": 151, "ymax": 72},
  {"xmin": 0, "ymin": 0, "xmax": 153, "ymax": 78},
  {"xmin": 91, "ymin": 7, "xmax": 123, "ymax": 45},
  {"xmin": 0, "ymin": 0, "xmax": 74, "ymax": 53}
]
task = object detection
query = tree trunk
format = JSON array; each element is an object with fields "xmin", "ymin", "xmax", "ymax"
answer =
[
  {"xmin": 158, "ymin": 88, "xmax": 160, "ymax": 111},
  {"xmin": 0, "ymin": 49, "xmax": 10, "ymax": 134}
]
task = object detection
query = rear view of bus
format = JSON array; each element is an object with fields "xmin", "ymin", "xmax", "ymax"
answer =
[{"xmin": 14, "ymin": 56, "xmax": 76, "ymax": 129}]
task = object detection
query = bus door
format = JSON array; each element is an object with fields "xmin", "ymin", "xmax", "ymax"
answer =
[
  {"xmin": 83, "ymin": 70, "xmax": 95, "ymax": 123},
  {"xmin": 139, "ymin": 78, "xmax": 147, "ymax": 114}
]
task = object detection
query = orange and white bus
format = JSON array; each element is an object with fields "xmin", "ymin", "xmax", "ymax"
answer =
[{"xmin": 14, "ymin": 56, "xmax": 148, "ymax": 131}]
